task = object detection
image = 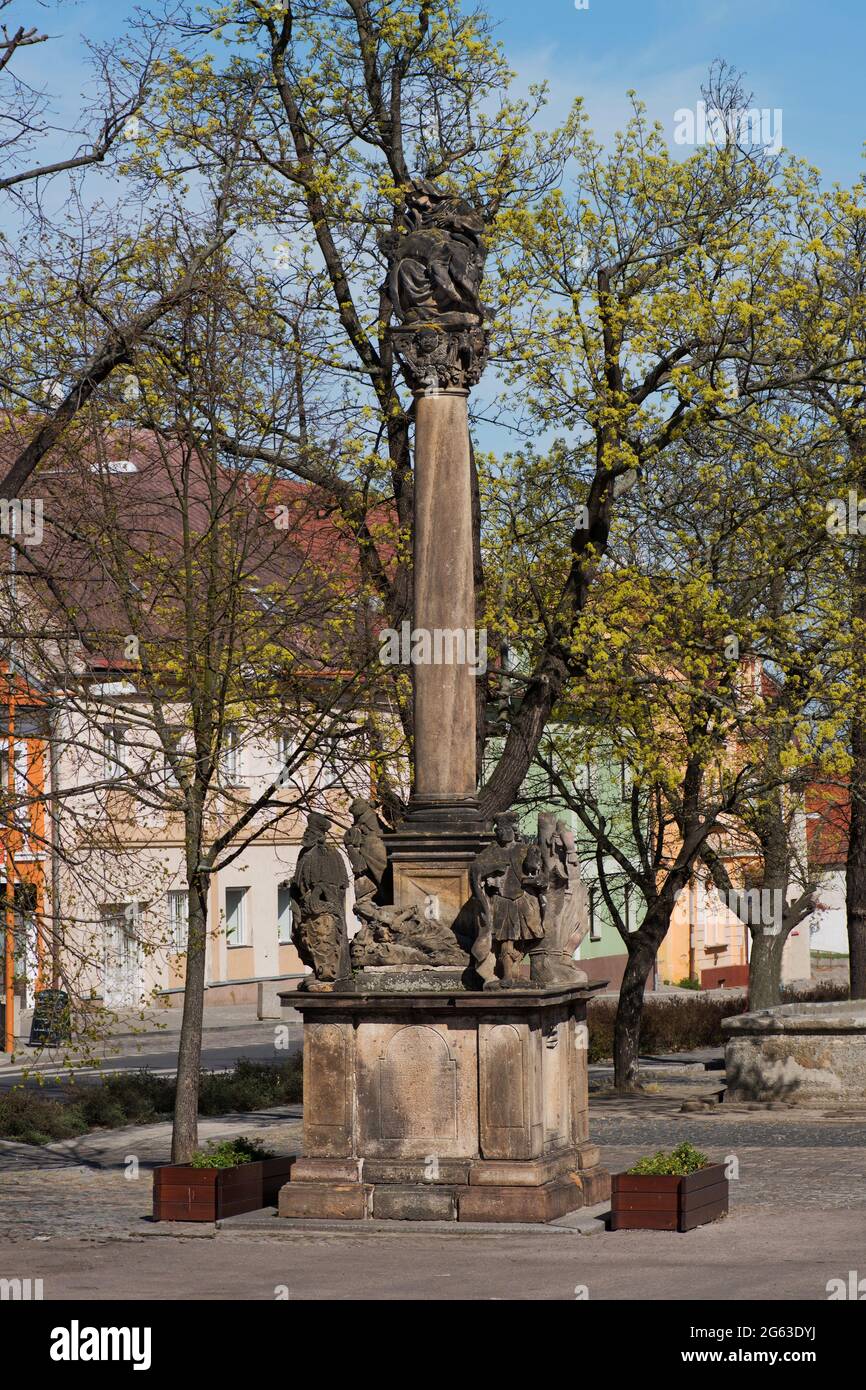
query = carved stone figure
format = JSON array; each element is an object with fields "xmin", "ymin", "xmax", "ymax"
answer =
[
  {"xmin": 289, "ymin": 812, "xmax": 350, "ymax": 991},
  {"xmin": 529, "ymin": 814, "xmax": 589, "ymax": 986},
  {"xmin": 469, "ymin": 813, "xmax": 546, "ymax": 989},
  {"xmin": 343, "ymin": 797, "xmax": 387, "ymax": 905},
  {"xmin": 350, "ymin": 899, "xmax": 469, "ymax": 969},
  {"xmin": 380, "ymin": 179, "xmax": 489, "ymax": 391}
]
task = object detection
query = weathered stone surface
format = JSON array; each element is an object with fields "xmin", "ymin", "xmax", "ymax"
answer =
[
  {"xmin": 478, "ymin": 1016, "xmax": 541, "ymax": 1160},
  {"xmin": 468, "ymin": 1151, "xmax": 582, "ymax": 1187},
  {"xmin": 411, "ymin": 390, "xmax": 477, "ymax": 807},
  {"xmin": 280, "ymin": 985, "xmax": 607, "ymax": 1223},
  {"xmin": 541, "ymin": 1009, "xmax": 571, "ymax": 1153},
  {"xmin": 529, "ymin": 815, "xmax": 590, "ymax": 986},
  {"xmin": 391, "ymin": 858, "xmax": 475, "ymax": 931},
  {"xmin": 570, "ymin": 1017, "xmax": 591, "ymax": 1144},
  {"xmin": 579, "ymin": 1165, "xmax": 613, "ymax": 1205},
  {"xmin": 363, "ymin": 1158, "xmax": 471, "ymax": 1185},
  {"xmin": 356, "ymin": 1018, "xmax": 479, "ymax": 1159},
  {"xmin": 344, "ymin": 798, "xmax": 388, "ymax": 906},
  {"xmin": 352, "ymin": 965, "xmax": 472, "ymax": 994},
  {"xmin": 576, "ymin": 1143, "xmax": 600, "ymax": 1169},
  {"xmin": 350, "ymin": 905, "xmax": 470, "ymax": 969},
  {"xmin": 458, "ymin": 1177, "xmax": 586, "ymax": 1224},
  {"xmin": 278, "ymin": 1182, "xmax": 372, "ymax": 1220},
  {"xmin": 303, "ymin": 1018, "xmax": 353, "ymax": 1157},
  {"xmin": 380, "ymin": 180, "xmax": 489, "ymax": 393},
  {"xmin": 723, "ymin": 1001, "xmax": 866, "ymax": 1105},
  {"xmin": 372, "ymin": 1185, "xmax": 457, "ymax": 1221},
  {"xmin": 290, "ymin": 1158, "xmax": 362, "ymax": 1183}
]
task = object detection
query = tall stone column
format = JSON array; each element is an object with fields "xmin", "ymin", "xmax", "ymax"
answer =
[
  {"xmin": 412, "ymin": 387, "xmax": 477, "ymax": 812},
  {"xmin": 381, "ymin": 179, "xmax": 492, "ymax": 919}
]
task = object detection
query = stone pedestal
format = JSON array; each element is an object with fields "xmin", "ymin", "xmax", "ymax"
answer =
[
  {"xmin": 277, "ymin": 982, "xmax": 610, "ymax": 1223},
  {"xmin": 723, "ymin": 1000, "xmax": 866, "ymax": 1106}
]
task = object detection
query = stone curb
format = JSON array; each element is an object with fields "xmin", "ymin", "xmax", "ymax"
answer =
[{"xmin": 136, "ymin": 1201, "xmax": 612, "ymax": 1240}]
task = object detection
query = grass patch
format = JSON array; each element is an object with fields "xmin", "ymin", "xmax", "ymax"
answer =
[{"xmin": 0, "ymin": 1054, "xmax": 303, "ymax": 1147}]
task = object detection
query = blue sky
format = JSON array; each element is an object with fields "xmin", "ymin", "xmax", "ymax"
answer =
[
  {"xmin": 493, "ymin": 0, "xmax": 865, "ymax": 186},
  {"xmin": 32, "ymin": 0, "xmax": 866, "ymax": 187}
]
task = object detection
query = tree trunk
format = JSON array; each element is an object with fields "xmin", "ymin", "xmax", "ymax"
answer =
[
  {"xmin": 171, "ymin": 871, "xmax": 209, "ymax": 1163},
  {"xmin": 614, "ymin": 935, "xmax": 658, "ymax": 1090},
  {"xmin": 747, "ymin": 928, "xmax": 787, "ymax": 1011},
  {"xmin": 847, "ymin": 707, "xmax": 866, "ymax": 998}
]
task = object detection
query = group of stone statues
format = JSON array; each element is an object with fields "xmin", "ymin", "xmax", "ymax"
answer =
[
  {"xmin": 286, "ymin": 800, "xmax": 589, "ymax": 992},
  {"xmin": 470, "ymin": 812, "xmax": 588, "ymax": 989}
]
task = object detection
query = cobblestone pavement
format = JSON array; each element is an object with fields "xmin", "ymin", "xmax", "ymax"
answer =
[
  {"xmin": 1, "ymin": 1210, "xmax": 864, "ymax": 1301},
  {"xmin": 0, "ymin": 1108, "xmax": 304, "ymax": 1242},
  {"xmin": 1, "ymin": 1091, "xmax": 864, "ymax": 1243}
]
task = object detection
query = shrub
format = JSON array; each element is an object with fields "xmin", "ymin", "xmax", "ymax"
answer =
[
  {"xmin": 628, "ymin": 1141, "xmax": 710, "ymax": 1176},
  {"xmin": 198, "ymin": 1057, "xmax": 303, "ymax": 1114},
  {"xmin": 0, "ymin": 1054, "xmax": 303, "ymax": 1146},
  {"xmin": 588, "ymin": 978, "xmax": 850, "ymax": 1061},
  {"xmin": 189, "ymin": 1135, "xmax": 275, "ymax": 1168},
  {"xmin": 0, "ymin": 1088, "xmax": 88, "ymax": 1145},
  {"xmin": 589, "ymin": 992, "xmax": 748, "ymax": 1060}
]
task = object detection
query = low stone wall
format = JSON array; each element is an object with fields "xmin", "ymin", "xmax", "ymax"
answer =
[{"xmin": 723, "ymin": 1000, "xmax": 866, "ymax": 1105}]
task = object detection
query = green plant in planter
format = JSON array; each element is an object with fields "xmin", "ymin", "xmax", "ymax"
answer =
[
  {"xmin": 189, "ymin": 1136, "xmax": 275, "ymax": 1169},
  {"xmin": 627, "ymin": 1141, "xmax": 709, "ymax": 1176}
]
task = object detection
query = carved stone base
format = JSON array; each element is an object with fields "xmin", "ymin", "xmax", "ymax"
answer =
[
  {"xmin": 277, "ymin": 982, "xmax": 609, "ymax": 1224},
  {"xmin": 385, "ymin": 822, "xmax": 490, "ymax": 930}
]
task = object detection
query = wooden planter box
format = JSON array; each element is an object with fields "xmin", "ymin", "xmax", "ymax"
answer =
[
  {"xmin": 153, "ymin": 1156, "xmax": 295, "ymax": 1223},
  {"xmin": 611, "ymin": 1164, "xmax": 728, "ymax": 1232},
  {"xmin": 262, "ymin": 1157, "xmax": 295, "ymax": 1207}
]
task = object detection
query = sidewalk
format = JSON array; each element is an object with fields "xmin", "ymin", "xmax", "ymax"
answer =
[
  {"xmin": 0, "ymin": 1088, "xmax": 863, "ymax": 1299},
  {"xmin": 14, "ymin": 1001, "xmax": 299, "ymax": 1048}
]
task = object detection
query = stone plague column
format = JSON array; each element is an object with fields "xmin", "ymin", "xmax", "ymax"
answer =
[{"xmin": 277, "ymin": 180, "xmax": 611, "ymax": 1225}]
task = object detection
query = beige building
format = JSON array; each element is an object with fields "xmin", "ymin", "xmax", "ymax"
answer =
[{"xmin": 51, "ymin": 697, "xmax": 371, "ymax": 1010}]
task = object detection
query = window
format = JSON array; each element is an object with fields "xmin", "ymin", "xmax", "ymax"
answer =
[
  {"xmin": 0, "ymin": 743, "xmax": 29, "ymax": 829},
  {"xmin": 620, "ymin": 759, "xmax": 632, "ymax": 802},
  {"xmin": 101, "ymin": 904, "xmax": 142, "ymax": 1007},
  {"xmin": 276, "ymin": 728, "xmax": 293, "ymax": 769},
  {"xmin": 575, "ymin": 761, "xmax": 593, "ymax": 794},
  {"xmin": 275, "ymin": 729, "xmax": 295, "ymax": 788},
  {"xmin": 221, "ymin": 725, "xmax": 241, "ymax": 783},
  {"xmin": 225, "ymin": 887, "xmax": 248, "ymax": 946},
  {"xmin": 103, "ymin": 725, "xmax": 126, "ymax": 781},
  {"xmin": 162, "ymin": 727, "xmax": 187, "ymax": 788},
  {"xmin": 167, "ymin": 890, "xmax": 189, "ymax": 951},
  {"xmin": 589, "ymin": 884, "xmax": 601, "ymax": 942},
  {"xmin": 277, "ymin": 885, "xmax": 293, "ymax": 944},
  {"xmin": 623, "ymin": 881, "xmax": 634, "ymax": 931}
]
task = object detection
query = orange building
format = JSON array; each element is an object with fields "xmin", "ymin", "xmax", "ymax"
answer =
[{"xmin": 1, "ymin": 664, "xmax": 51, "ymax": 1049}]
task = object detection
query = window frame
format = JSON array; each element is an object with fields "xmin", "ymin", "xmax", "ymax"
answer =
[
  {"xmin": 102, "ymin": 724, "xmax": 127, "ymax": 782},
  {"xmin": 225, "ymin": 886, "xmax": 248, "ymax": 947},
  {"xmin": 167, "ymin": 889, "xmax": 189, "ymax": 952}
]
